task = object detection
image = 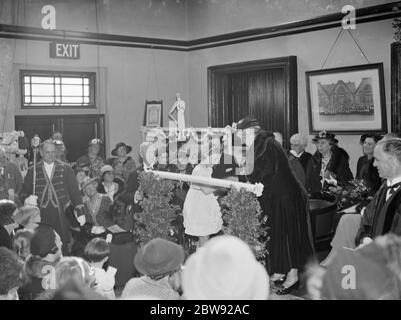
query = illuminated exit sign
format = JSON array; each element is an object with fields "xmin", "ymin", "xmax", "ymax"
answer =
[{"xmin": 49, "ymin": 41, "xmax": 80, "ymax": 59}]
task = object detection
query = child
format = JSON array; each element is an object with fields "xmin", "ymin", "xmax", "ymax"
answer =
[
  {"xmin": 183, "ymin": 147, "xmax": 223, "ymax": 247},
  {"xmin": 84, "ymin": 238, "xmax": 116, "ymax": 299}
]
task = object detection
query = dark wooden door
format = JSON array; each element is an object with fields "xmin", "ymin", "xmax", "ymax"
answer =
[
  {"xmin": 15, "ymin": 114, "xmax": 105, "ymax": 163},
  {"xmin": 208, "ymin": 57, "xmax": 297, "ymax": 149},
  {"xmin": 61, "ymin": 115, "xmax": 105, "ymax": 162}
]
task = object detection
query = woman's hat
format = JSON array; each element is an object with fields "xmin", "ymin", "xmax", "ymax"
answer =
[
  {"xmin": 30, "ymin": 224, "xmax": 58, "ymax": 258},
  {"xmin": 312, "ymin": 130, "xmax": 338, "ymax": 144},
  {"xmin": 88, "ymin": 138, "xmax": 102, "ymax": 147},
  {"xmin": 100, "ymin": 165, "xmax": 114, "ymax": 175},
  {"xmin": 182, "ymin": 235, "xmax": 269, "ymax": 300},
  {"xmin": 111, "ymin": 142, "xmax": 133, "ymax": 156},
  {"xmin": 134, "ymin": 238, "xmax": 185, "ymax": 277},
  {"xmin": 81, "ymin": 176, "xmax": 99, "ymax": 189}
]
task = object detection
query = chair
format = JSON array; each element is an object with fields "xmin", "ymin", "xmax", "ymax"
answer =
[{"xmin": 309, "ymin": 198, "xmax": 338, "ymax": 251}]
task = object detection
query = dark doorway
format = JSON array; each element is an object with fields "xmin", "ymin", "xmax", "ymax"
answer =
[
  {"xmin": 208, "ymin": 56, "xmax": 298, "ymax": 149},
  {"xmin": 15, "ymin": 114, "xmax": 105, "ymax": 164}
]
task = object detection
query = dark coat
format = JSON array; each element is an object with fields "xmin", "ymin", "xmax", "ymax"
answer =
[
  {"xmin": 295, "ymin": 151, "xmax": 312, "ymax": 174},
  {"xmin": 306, "ymin": 146, "xmax": 353, "ymax": 195},
  {"xmin": 356, "ymin": 182, "xmax": 401, "ymax": 245},
  {"xmin": 246, "ymin": 131, "xmax": 314, "ymax": 274}
]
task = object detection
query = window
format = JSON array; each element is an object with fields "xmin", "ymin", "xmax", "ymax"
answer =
[{"xmin": 21, "ymin": 70, "xmax": 96, "ymax": 108}]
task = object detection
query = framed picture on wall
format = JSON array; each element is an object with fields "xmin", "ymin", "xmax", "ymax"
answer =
[
  {"xmin": 306, "ymin": 63, "xmax": 387, "ymax": 134},
  {"xmin": 144, "ymin": 100, "xmax": 163, "ymax": 127}
]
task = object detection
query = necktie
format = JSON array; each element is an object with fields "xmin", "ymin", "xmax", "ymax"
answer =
[{"xmin": 386, "ymin": 182, "xmax": 401, "ymax": 200}]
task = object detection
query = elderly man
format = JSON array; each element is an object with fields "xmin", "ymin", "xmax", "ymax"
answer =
[
  {"xmin": 20, "ymin": 140, "xmax": 84, "ymax": 253},
  {"xmin": 289, "ymin": 133, "xmax": 312, "ymax": 173},
  {"xmin": 321, "ymin": 138, "xmax": 401, "ymax": 266},
  {"xmin": 0, "ymin": 146, "xmax": 23, "ymax": 201}
]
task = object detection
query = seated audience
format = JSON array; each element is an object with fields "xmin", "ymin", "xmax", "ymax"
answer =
[
  {"xmin": 108, "ymin": 142, "xmax": 137, "ymax": 181},
  {"xmin": 76, "ymin": 139, "xmax": 105, "ymax": 179},
  {"xmin": 0, "ymin": 146, "xmax": 23, "ymax": 202},
  {"xmin": 356, "ymin": 133, "xmax": 382, "ymax": 194},
  {"xmin": 84, "ymin": 237, "xmax": 116, "ymax": 299},
  {"xmin": 74, "ymin": 165, "xmax": 89, "ymax": 198},
  {"xmin": 321, "ymin": 138, "xmax": 401, "ymax": 266},
  {"xmin": 0, "ymin": 200, "xmax": 18, "ymax": 249},
  {"xmin": 19, "ymin": 225, "xmax": 63, "ymax": 300},
  {"xmin": 306, "ymin": 131, "xmax": 353, "ymax": 196},
  {"xmin": 290, "ymin": 133, "xmax": 312, "ymax": 173},
  {"xmin": 0, "ymin": 247, "xmax": 24, "ymax": 300},
  {"xmin": 97, "ymin": 165, "xmax": 124, "ymax": 201},
  {"xmin": 121, "ymin": 238, "xmax": 184, "ymax": 300},
  {"xmin": 181, "ymin": 235, "xmax": 269, "ymax": 300}
]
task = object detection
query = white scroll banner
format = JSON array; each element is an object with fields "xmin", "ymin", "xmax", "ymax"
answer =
[{"xmin": 146, "ymin": 169, "xmax": 264, "ymax": 197}]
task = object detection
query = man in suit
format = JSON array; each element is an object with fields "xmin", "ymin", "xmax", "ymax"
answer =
[
  {"xmin": 321, "ymin": 138, "xmax": 401, "ymax": 266},
  {"xmin": 20, "ymin": 140, "xmax": 84, "ymax": 254}
]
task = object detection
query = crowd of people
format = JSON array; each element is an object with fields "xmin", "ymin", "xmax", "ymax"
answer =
[{"xmin": 1, "ymin": 119, "xmax": 401, "ymax": 300}]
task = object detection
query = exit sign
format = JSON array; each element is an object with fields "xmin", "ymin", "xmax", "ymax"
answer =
[{"xmin": 49, "ymin": 41, "xmax": 80, "ymax": 59}]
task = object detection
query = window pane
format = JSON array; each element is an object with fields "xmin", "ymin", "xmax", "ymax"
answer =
[
  {"xmin": 31, "ymin": 96, "xmax": 55, "ymax": 103},
  {"xmin": 61, "ymin": 84, "xmax": 83, "ymax": 96},
  {"xmin": 61, "ymin": 77, "xmax": 83, "ymax": 85},
  {"xmin": 22, "ymin": 72, "xmax": 94, "ymax": 108},
  {"xmin": 83, "ymin": 85, "xmax": 89, "ymax": 96},
  {"xmin": 31, "ymin": 84, "xmax": 54, "ymax": 96},
  {"xmin": 31, "ymin": 76, "xmax": 53, "ymax": 84},
  {"xmin": 61, "ymin": 96, "xmax": 84, "ymax": 103},
  {"xmin": 24, "ymin": 84, "xmax": 30, "ymax": 95}
]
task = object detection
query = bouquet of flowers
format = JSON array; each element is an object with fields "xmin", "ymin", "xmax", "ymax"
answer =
[
  {"xmin": 220, "ymin": 188, "xmax": 268, "ymax": 265},
  {"xmin": 326, "ymin": 178, "xmax": 371, "ymax": 211}
]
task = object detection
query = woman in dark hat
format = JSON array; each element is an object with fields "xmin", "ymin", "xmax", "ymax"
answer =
[
  {"xmin": 356, "ymin": 133, "xmax": 382, "ymax": 195},
  {"xmin": 306, "ymin": 131, "xmax": 353, "ymax": 196},
  {"xmin": 18, "ymin": 224, "xmax": 63, "ymax": 300},
  {"xmin": 235, "ymin": 117, "xmax": 314, "ymax": 295},
  {"xmin": 76, "ymin": 139, "xmax": 105, "ymax": 179},
  {"xmin": 109, "ymin": 142, "xmax": 137, "ymax": 181}
]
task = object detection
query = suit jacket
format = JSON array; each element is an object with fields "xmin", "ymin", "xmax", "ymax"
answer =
[{"xmin": 356, "ymin": 182, "xmax": 401, "ymax": 245}]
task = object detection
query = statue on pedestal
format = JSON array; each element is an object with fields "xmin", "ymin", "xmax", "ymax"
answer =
[{"xmin": 169, "ymin": 93, "xmax": 186, "ymax": 141}]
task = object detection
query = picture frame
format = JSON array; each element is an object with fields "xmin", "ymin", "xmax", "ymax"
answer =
[
  {"xmin": 306, "ymin": 63, "xmax": 387, "ymax": 134},
  {"xmin": 144, "ymin": 100, "xmax": 163, "ymax": 127}
]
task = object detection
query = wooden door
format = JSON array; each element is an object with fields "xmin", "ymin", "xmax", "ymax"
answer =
[
  {"xmin": 208, "ymin": 57, "xmax": 297, "ymax": 149},
  {"xmin": 60, "ymin": 115, "xmax": 105, "ymax": 163},
  {"xmin": 15, "ymin": 114, "xmax": 105, "ymax": 164}
]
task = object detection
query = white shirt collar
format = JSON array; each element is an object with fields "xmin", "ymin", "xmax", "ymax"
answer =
[
  {"xmin": 290, "ymin": 150, "xmax": 304, "ymax": 158},
  {"xmin": 387, "ymin": 175, "xmax": 401, "ymax": 187}
]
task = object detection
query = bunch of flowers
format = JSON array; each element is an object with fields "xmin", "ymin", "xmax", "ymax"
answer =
[
  {"xmin": 220, "ymin": 188, "xmax": 268, "ymax": 264},
  {"xmin": 133, "ymin": 171, "xmax": 181, "ymax": 245},
  {"xmin": 326, "ymin": 178, "xmax": 370, "ymax": 211}
]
